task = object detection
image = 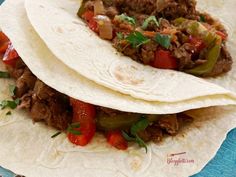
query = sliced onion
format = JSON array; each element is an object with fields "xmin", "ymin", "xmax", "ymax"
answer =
[
  {"xmin": 95, "ymin": 15, "xmax": 113, "ymax": 40},
  {"xmin": 94, "ymin": 0, "xmax": 105, "ymax": 15}
]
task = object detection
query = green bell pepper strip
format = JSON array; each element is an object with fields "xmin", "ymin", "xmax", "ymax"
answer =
[
  {"xmin": 203, "ymin": 31, "xmax": 217, "ymax": 46},
  {"xmin": 174, "ymin": 18, "xmax": 223, "ymax": 76},
  {"xmin": 96, "ymin": 113, "xmax": 161, "ymax": 130},
  {"xmin": 173, "ymin": 17, "xmax": 187, "ymax": 26},
  {"xmin": 186, "ymin": 21, "xmax": 200, "ymax": 36},
  {"xmin": 185, "ymin": 38, "xmax": 222, "ymax": 76},
  {"xmin": 174, "ymin": 18, "xmax": 216, "ymax": 43}
]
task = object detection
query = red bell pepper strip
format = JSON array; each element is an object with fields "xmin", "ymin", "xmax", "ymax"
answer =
[
  {"xmin": 106, "ymin": 130, "xmax": 128, "ymax": 150},
  {"xmin": 82, "ymin": 11, "xmax": 99, "ymax": 33},
  {"xmin": 151, "ymin": 49, "xmax": 178, "ymax": 69},
  {"xmin": 189, "ymin": 36, "xmax": 205, "ymax": 52},
  {"xmin": 0, "ymin": 42, "xmax": 9, "ymax": 54},
  {"xmin": 67, "ymin": 99, "xmax": 96, "ymax": 146},
  {"xmin": 0, "ymin": 32, "xmax": 9, "ymax": 54},
  {"xmin": 2, "ymin": 42, "xmax": 19, "ymax": 66}
]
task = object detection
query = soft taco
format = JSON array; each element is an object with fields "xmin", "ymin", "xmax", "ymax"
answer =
[
  {"xmin": 76, "ymin": 0, "xmax": 232, "ymax": 77},
  {"xmin": 23, "ymin": 0, "xmax": 234, "ymax": 103},
  {"xmin": 1, "ymin": 0, "xmax": 236, "ymax": 176},
  {"xmin": 1, "ymin": 0, "xmax": 236, "ymax": 148}
]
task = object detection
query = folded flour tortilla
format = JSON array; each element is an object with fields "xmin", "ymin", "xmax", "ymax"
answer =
[
  {"xmin": 0, "ymin": 0, "xmax": 236, "ymax": 177},
  {"xmin": 24, "ymin": 0, "xmax": 236, "ymax": 102},
  {"xmin": 1, "ymin": 0, "xmax": 236, "ymax": 114}
]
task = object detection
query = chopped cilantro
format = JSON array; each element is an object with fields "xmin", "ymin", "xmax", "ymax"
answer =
[
  {"xmin": 9, "ymin": 85, "xmax": 16, "ymax": 97},
  {"xmin": 0, "ymin": 71, "xmax": 10, "ymax": 78},
  {"xmin": 122, "ymin": 116, "xmax": 149, "ymax": 152},
  {"xmin": 130, "ymin": 117, "xmax": 149, "ymax": 135},
  {"xmin": 51, "ymin": 131, "xmax": 62, "ymax": 138},
  {"xmin": 122, "ymin": 131, "xmax": 136, "ymax": 141},
  {"xmin": 15, "ymin": 98, "xmax": 20, "ymax": 105},
  {"xmin": 116, "ymin": 14, "xmax": 136, "ymax": 25},
  {"xmin": 0, "ymin": 98, "xmax": 20, "ymax": 110},
  {"xmin": 200, "ymin": 15, "xmax": 206, "ymax": 22},
  {"xmin": 155, "ymin": 33, "xmax": 171, "ymax": 49},
  {"xmin": 142, "ymin": 16, "xmax": 159, "ymax": 30},
  {"xmin": 116, "ymin": 32, "xmax": 124, "ymax": 40},
  {"xmin": 67, "ymin": 123, "xmax": 81, "ymax": 135},
  {"xmin": 135, "ymin": 135, "xmax": 148, "ymax": 151},
  {"xmin": 126, "ymin": 31, "xmax": 151, "ymax": 48}
]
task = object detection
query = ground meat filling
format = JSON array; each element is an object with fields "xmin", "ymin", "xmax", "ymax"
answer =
[
  {"xmin": 117, "ymin": 0, "xmax": 197, "ymax": 20},
  {"xmin": 6, "ymin": 59, "xmax": 192, "ymax": 142},
  {"xmin": 7, "ymin": 59, "xmax": 72, "ymax": 130},
  {"xmin": 138, "ymin": 114, "xmax": 193, "ymax": 143},
  {"xmin": 79, "ymin": 0, "xmax": 232, "ymax": 77}
]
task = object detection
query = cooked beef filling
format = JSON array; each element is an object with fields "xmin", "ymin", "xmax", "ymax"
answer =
[
  {"xmin": 78, "ymin": 0, "xmax": 232, "ymax": 77},
  {"xmin": 4, "ymin": 58, "xmax": 193, "ymax": 146},
  {"xmin": 6, "ymin": 59, "xmax": 72, "ymax": 130}
]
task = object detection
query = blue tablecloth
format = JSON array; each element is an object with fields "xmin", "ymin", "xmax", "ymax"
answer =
[{"xmin": 0, "ymin": 0, "xmax": 236, "ymax": 176}]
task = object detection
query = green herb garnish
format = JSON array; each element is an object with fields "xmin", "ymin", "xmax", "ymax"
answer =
[
  {"xmin": 116, "ymin": 14, "xmax": 136, "ymax": 25},
  {"xmin": 142, "ymin": 16, "xmax": 159, "ymax": 30},
  {"xmin": 122, "ymin": 116, "xmax": 149, "ymax": 152},
  {"xmin": 126, "ymin": 31, "xmax": 151, "ymax": 48},
  {"xmin": 130, "ymin": 117, "xmax": 149, "ymax": 135},
  {"xmin": 67, "ymin": 123, "xmax": 81, "ymax": 135},
  {"xmin": 9, "ymin": 85, "xmax": 16, "ymax": 97},
  {"xmin": 0, "ymin": 98, "xmax": 20, "ymax": 110},
  {"xmin": 0, "ymin": 71, "xmax": 10, "ymax": 78},
  {"xmin": 51, "ymin": 131, "xmax": 62, "ymax": 138},
  {"xmin": 15, "ymin": 98, "xmax": 20, "ymax": 105},
  {"xmin": 6, "ymin": 111, "xmax": 11, "ymax": 116},
  {"xmin": 116, "ymin": 32, "xmax": 124, "ymax": 40},
  {"xmin": 155, "ymin": 33, "xmax": 171, "ymax": 49},
  {"xmin": 200, "ymin": 15, "xmax": 206, "ymax": 22}
]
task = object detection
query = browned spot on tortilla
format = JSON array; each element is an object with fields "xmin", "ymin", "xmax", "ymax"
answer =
[
  {"xmin": 72, "ymin": 21, "xmax": 80, "ymax": 25},
  {"xmin": 195, "ymin": 124, "xmax": 201, "ymax": 129},
  {"xmin": 39, "ymin": 5, "xmax": 44, "ymax": 8},
  {"xmin": 56, "ymin": 27, "xmax": 64, "ymax": 34},
  {"xmin": 113, "ymin": 65, "xmax": 144, "ymax": 86},
  {"xmin": 130, "ymin": 158, "xmax": 141, "ymax": 171}
]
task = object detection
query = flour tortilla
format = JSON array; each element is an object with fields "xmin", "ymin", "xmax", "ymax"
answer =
[
  {"xmin": 24, "ymin": 0, "xmax": 236, "ymax": 103},
  {"xmin": 1, "ymin": 0, "xmax": 236, "ymax": 115},
  {"xmin": 1, "ymin": 63, "xmax": 236, "ymax": 177},
  {"xmin": 1, "ymin": 0, "xmax": 236, "ymax": 177}
]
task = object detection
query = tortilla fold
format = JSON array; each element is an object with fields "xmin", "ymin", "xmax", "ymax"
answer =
[
  {"xmin": 24, "ymin": 0, "xmax": 236, "ymax": 102},
  {"xmin": 1, "ymin": 0, "xmax": 236, "ymax": 114}
]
